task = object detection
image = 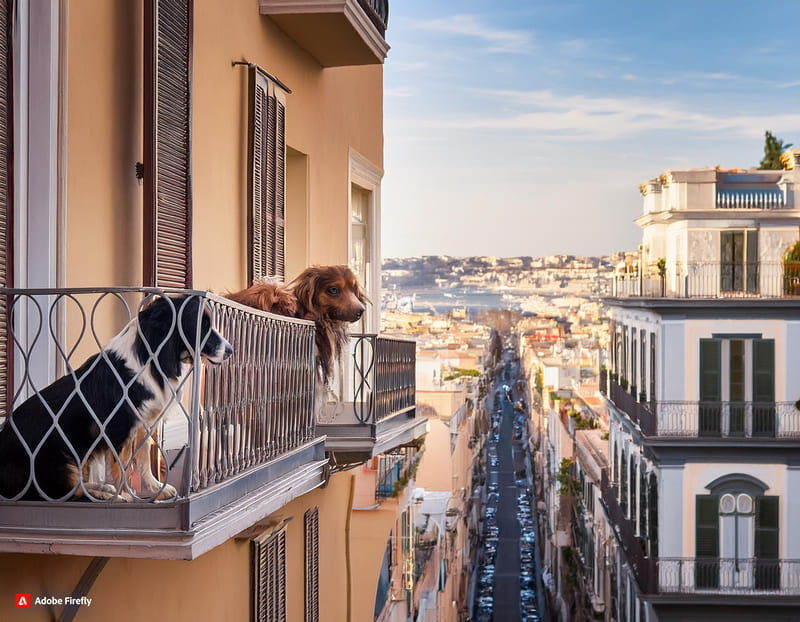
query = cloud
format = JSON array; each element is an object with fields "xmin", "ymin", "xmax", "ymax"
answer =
[
  {"xmin": 388, "ymin": 89, "xmax": 800, "ymax": 141},
  {"xmin": 412, "ymin": 14, "xmax": 532, "ymax": 54},
  {"xmin": 385, "ymin": 86, "xmax": 415, "ymax": 98},
  {"xmin": 777, "ymin": 80, "xmax": 800, "ymax": 89}
]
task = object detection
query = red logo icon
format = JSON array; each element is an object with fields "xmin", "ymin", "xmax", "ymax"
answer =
[{"xmin": 16, "ymin": 593, "xmax": 31, "ymax": 608}]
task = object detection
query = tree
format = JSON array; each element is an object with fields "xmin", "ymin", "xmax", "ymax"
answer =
[{"xmin": 759, "ymin": 130, "xmax": 793, "ymax": 170}]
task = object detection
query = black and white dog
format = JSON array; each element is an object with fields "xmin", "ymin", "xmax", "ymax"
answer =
[{"xmin": 0, "ymin": 295, "xmax": 233, "ymax": 501}]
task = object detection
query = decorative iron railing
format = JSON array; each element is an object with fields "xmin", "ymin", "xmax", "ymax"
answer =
[
  {"xmin": 599, "ymin": 467, "xmax": 656, "ymax": 594},
  {"xmin": 351, "ymin": 334, "xmax": 416, "ymax": 425},
  {"xmin": 605, "ymin": 379, "xmax": 800, "ymax": 439},
  {"xmin": 357, "ymin": 0, "xmax": 389, "ymax": 34},
  {"xmin": 0, "ymin": 288, "xmax": 316, "ymax": 503},
  {"xmin": 375, "ymin": 445, "xmax": 418, "ymax": 499},
  {"xmin": 612, "ymin": 261, "xmax": 800, "ymax": 298},
  {"xmin": 657, "ymin": 558, "xmax": 800, "ymax": 595}
]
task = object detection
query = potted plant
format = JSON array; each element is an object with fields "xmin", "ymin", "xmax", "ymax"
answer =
[
  {"xmin": 657, "ymin": 257, "xmax": 667, "ymax": 296},
  {"xmin": 784, "ymin": 241, "xmax": 800, "ymax": 295}
]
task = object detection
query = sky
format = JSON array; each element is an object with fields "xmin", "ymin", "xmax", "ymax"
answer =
[{"xmin": 380, "ymin": 0, "xmax": 800, "ymax": 259}]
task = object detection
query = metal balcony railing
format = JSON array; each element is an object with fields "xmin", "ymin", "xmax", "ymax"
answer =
[
  {"xmin": 374, "ymin": 445, "xmax": 418, "ymax": 499},
  {"xmin": 357, "ymin": 0, "xmax": 389, "ymax": 34},
  {"xmin": 599, "ymin": 467, "xmax": 656, "ymax": 594},
  {"xmin": 612, "ymin": 261, "xmax": 800, "ymax": 298},
  {"xmin": 351, "ymin": 334, "xmax": 416, "ymax": 425},
  {"xmin": 657, "ymin": 558, "xmax": 800, "ymax": 595},
  {"xmin": 0, "ymin": 288, "xmax": 316, "ymax": 503},
  {"xmin": 604, "ymin": 379, "xmax": 800, "ymax": 439}
]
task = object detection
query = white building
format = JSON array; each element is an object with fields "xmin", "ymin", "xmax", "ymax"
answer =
[{"xmin": 602, "ymin": 151, "xmax": 800, "ymax": 622}]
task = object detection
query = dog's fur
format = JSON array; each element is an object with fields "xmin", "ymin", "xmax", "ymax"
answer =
[
  {"xmin": 226, "ymin": 266, "xmax": 367, "ymax": 384},
  {"xmin": 0, "ymin": 295, "xmax": 232, "ymax": 501}
]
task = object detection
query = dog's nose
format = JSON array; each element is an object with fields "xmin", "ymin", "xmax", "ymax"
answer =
[
  {"xmin": 224, "ymin": 342, "xmax": 234, "ymax": 360},
  {"xmin": 355, "ymin": 306, "xmax": 364, "ymax": 319}
]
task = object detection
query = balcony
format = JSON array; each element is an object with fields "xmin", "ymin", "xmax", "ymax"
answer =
[
  {"xmin": 611, "ymin": 261, "xmax": 800, "ymax": 299},
  {"xmin": 318, "ymin": 334, "xmax": 425, "ymax": 463},
  {"xmin": 0, "ymin": 288, "xmax": 328, "ymax": 559},
  {"xmin": 259, "ymin": 0, "xmax": 390, "ymax": 67},
  {"xmin": 603, "ymin": 378, "xmax": 800, "ymax": 440},
  {"xmin": 374, "ymin": 445, "xmax": 420, "ymax": 499},
  {"xmin": 657, "ymin": 558, "xmax": 800, "ymax": 596},
  {"xmin": 600, "ymin": 468, "xmax": 800, "ymax": 598}
]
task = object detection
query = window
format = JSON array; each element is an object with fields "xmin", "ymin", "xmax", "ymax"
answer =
[
  {"xmin": 647, "ymin": 473, "xmax": 658, "ymax": 558},
  {"xmin": 252, "ymin": 526, "xmax": 287, "ymax": 622},
  {"xmin": 720, "ymin": 230, "xmax": 758, "ymax": 293},
  {"xmin": 144, "ymin": 0, "xmax": 193, "ymax": 288},
  {"xmin": 639, "ymin": 329, "xmax": 646, "ymax": 402},
  {"xmin": 348, "ymin": 150, "xmax": 382, "ymax": 332},
  {"xmin": 649, "ymin": 331, "xmax": 656, "ymax": 403},
  {"xmin": 699, "ymin": 337, "xmax": 775, "ymax": 436},
  {"xmin": 620, "ymin": 446, "xmax": 628, "ymax": 515},
  {"xmin": 248, "ymin": 65, "xmax": 288, "ymax": 284},
  {"xmin": 304, "ymin": 508, "xmax": 320, "ymax": 622},
  {"xmin": 695, "ymin": 475, "xmax": 779, "ymax": 591},
  {"xmin": 638, "ymin": 463, "xmax": 647, "ymax": 537}
]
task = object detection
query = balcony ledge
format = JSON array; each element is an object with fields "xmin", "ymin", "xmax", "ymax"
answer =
[
  {"xmin": 260, "ymin": 0, "xmax": 390, "ymax": 67},
  {"xmin": 0, "ymin": 437, "xmax": 328, "ymax": 560},
  {"xmin": 320, "ymin": 408, "xmax": 427, "ymax": 463}
]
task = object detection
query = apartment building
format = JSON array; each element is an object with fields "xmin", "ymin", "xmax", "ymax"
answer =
[
  {"xmin": 601, "ymin": 152, "xmax": 800, "ymax": 621},
  {"xmin": 0, "ymin": 1, "xmax": 427, "ymax": 620}
]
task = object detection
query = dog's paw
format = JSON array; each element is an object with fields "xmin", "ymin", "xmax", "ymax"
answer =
[
  {"xmin": 153, "ymin": 483, "xmax": 177, "ymax": 500},
  {"xmin": 140, "ymin": 480, "xmax": 177, "ymax": 500}
]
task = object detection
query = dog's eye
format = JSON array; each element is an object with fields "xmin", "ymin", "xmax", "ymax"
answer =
[{"xmin": 328, "ymin": 286, "xmax": 339, "ymax": 295}]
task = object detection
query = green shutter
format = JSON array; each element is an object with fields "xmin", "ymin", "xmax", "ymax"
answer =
[
  {"xmin": 755, "ymin": 496, "xmax": 779, "ymax": 589},
  {"xmin": 753, "ymin": 339, "xmax": 775, "ymax": 437},
  {"xmin": 696, "ymin": 495, "xmax": 719, "ymax": 589},
  {"xmin": 699, "ymin": 340, "xmax": 721, "ymax": 435},
  {"xmin": 696, "ymin": 496, "xmax": 719, "ymax": 557}
]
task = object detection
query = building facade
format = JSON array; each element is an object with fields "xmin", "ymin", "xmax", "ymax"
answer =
[{"xmin": 603, "ymin": 153, "xmax": 800, "ymax": 621}]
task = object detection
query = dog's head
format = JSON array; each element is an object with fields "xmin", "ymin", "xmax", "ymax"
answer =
[
  {"xmin": 291, "ymin": 265, "xmax": 367, "ymax": 323},
  {"xmin": 136, "ymin": 295, "xmax": 233, "ymax": 382}
]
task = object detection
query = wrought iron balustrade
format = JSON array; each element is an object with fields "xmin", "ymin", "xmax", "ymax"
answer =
[
  {"xmin": 374, "ymin": 445, "xmax": 418, "ymax": 499},
  {"xmin": 612, "ymin": 261, "xmax": 800, "ymax": 298},
  {"xmin": 357, "ymin": 0, "xmax": 389, "ymax": 33},
  {"xmin": 657, "ymin": 557, "xmax": 800, "ymax": 595},
  {"xmin": 351, "ymin": 333, "xmax": 416, "ymax": 425},
  {"xmin": 0, "ymin": 287, "xmax": 316, "ymax": 503},
  {"xmin": 605, "ymin": 379, "xmax": 799, "ymax": 439}
]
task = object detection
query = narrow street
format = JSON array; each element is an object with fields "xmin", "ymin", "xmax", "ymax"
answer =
[{"xmin": 474, "ymin": 351, "xmax": 545, "ymax": 622}]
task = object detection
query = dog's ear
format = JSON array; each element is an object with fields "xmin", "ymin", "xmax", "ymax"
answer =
[{"xmin": 291, "ymin": 268, "xmax": 320, "ymax": 320}]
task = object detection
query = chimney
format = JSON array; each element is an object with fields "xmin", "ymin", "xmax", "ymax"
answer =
[{"xmin": 780, "ymin": 149, "xmax": 800, "ymax": 170}]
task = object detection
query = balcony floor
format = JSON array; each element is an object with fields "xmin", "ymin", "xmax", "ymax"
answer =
[
  {"xmin": 319, "ymin": 408, "xmax": 426, "ymax": 463},
  {"xmin": 0, "ymin": 437, "xmax": 328, "ymax": 560}
]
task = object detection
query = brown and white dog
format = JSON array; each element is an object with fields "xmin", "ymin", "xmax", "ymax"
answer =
[{"xmin": 226, "ymin": 265, "xmax": 367, "ymax": 385}]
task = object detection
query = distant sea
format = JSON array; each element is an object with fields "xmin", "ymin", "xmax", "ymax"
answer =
[{"xmin": 383, "ymin": 287, "xmax": 530, "ymax": 317}]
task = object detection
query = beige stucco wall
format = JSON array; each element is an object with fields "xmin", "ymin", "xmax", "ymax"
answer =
[{"xmin": 65, "ymin": 0, "xmax": 384, "ymax": 292}]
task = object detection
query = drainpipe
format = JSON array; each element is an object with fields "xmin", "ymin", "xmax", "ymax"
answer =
[{"xmin": 345, "ymin": 474, "xmax": 356, "ymax": 622}]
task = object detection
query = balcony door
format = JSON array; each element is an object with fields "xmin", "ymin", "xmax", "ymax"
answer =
[
  {"xmin": 699, "ymin": 338, "xmax": 774, "ymax": 437},
  {"xmin": 720, "ymin": 230, "xmax": 758, "ymax": 294}
]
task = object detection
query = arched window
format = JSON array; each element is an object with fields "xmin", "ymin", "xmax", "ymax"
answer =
[{"xmin": 695, "ymin": 474, "xmax": 779, "ymax": 590}]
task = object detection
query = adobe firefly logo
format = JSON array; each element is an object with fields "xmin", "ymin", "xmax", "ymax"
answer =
[{"xmin": 15, "ymin": 593, "xmax": 31, "ymax": 608}]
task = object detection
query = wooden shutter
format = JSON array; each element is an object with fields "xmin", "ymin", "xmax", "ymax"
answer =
[
  {"xmin": 304, "ymin": 507, "xmax": 320, "ymax": 622},
  {"xmin": 753, "ymin": 339, "xmax": 775, "ymax": 436},
  {"xmin": 647, "ymin": 473, "xmax": 658, "ymax": 558},
  {"xmin": 620, "ymin": 447, "xmax": 627, "ymax": 514},
  {"xmin": 699, "ymin": 339, "xmax": 721, "ymax": 435},
  {"xmin": 253, "ymin": 527, "xmax": 287, "ymax": 622},
  {"xmin": 0, "ymin": 0, "xmax": 11, "ymax": 417},
  {"xmin": 695, "ymin": 495, "xmax": 720, "ymax": 588},
  {"xmin": 248, "ymin": 66, "xmax": 287, "ymax": 284},
  {"xmin": 746, "ymin": 229, "xmax": 759, "ymax": 293},
  {"xmin": 755, "ymin": 496, "xmax": 779, "ymax": 589},
  {"xmin": 649, "ymin": 331, "xmax": 656, "ymax": 402},
  {"xmin": 144, "ymin": 0, "xmax": 193, "ymax": 288}
]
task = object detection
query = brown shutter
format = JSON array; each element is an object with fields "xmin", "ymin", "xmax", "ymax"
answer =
[
  {"xmin": 144, "ymin": 0, "xmax": 193, "ymax": 288},
  {"xmin": 0, "ymin": 0, "xmax": 12, "ymax": 417},
  {"xmin": 253, "ymin": 527, "xmax": 287, "ymax": 622},
  {"xmin": 304, "ymin": 507, "xmax": 320, "ymax": 622},
  {"xmin": 248, "ymin": 66, "xmax": 286, "ymax": 284}
]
